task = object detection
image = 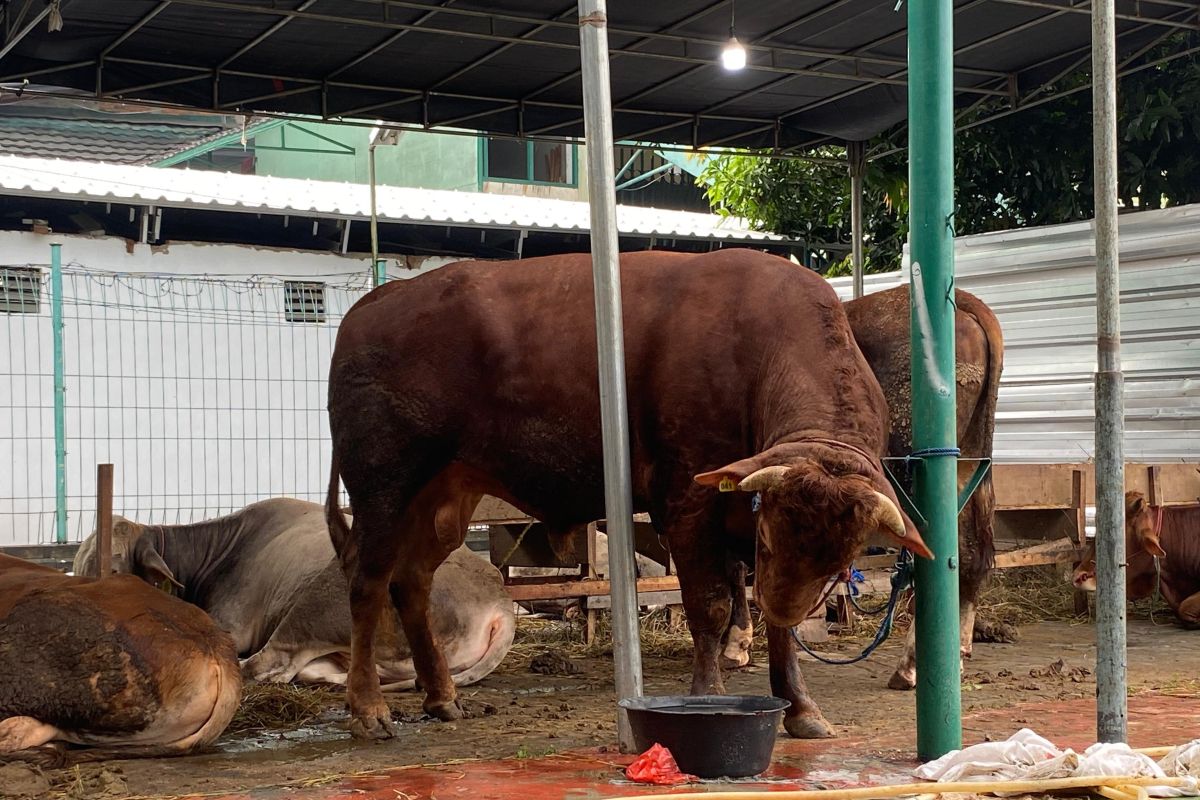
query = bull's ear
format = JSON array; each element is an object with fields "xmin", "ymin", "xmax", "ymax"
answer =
[
  {"xmin": 131, "ymin": 537, "xmax": 183, "ymax": 590},
  {"xmin": 1142, "ymin": 533, "xmax": 1167, "ymax": 559},
  {"xmin": 695, "ymin": 455, "xmax": 770, "ymax": 493},
  {"xmin": 1129, "ymin": 495, "xmax": 1148, "ymax": 515}
]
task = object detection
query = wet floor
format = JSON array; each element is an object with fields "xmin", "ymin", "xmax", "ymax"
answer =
[{"xmin": 189, "ymin": 692, "xmax": 1200, "ymax": 800}]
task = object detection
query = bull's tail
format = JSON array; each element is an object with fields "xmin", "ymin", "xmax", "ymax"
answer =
[
  {"xmin": 957, "ymin": 288, "xmax": 1005, "ymax": 576},
  {"xmin": 326, "ymin": 451, "xmax": 352, "ymax": 557}
]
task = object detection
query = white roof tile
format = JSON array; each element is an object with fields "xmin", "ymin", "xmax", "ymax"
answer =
[{"xmin": 0, "ymin": 155, "xmax": 785, "ymax": 243}]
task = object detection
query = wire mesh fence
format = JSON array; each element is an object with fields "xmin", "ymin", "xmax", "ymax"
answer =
[{"xmin": 0, "ymin": 261, "xmax": 371, "ymax": 546}]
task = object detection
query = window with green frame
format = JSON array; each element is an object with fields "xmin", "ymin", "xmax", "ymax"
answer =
[{"xmin": 481, "ymin": 138, "xmax": 577, "ymax": 186}]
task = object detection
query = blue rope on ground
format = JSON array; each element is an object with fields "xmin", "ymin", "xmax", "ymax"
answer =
[{"xmin": 790, "ymin": 550, "xmax": 914, "ymax": 665}]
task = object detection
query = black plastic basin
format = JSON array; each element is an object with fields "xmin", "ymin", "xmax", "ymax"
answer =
[{"xmin": 618, "ymin": 695, "xmax": 790, "ymax": 779}]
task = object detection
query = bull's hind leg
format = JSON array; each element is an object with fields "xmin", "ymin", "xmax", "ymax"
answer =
[
  {"xmin": 388, "ymin": 469, "xmax": 482, "ymax": 722},
  {"xmin": 720, "ymin": 560, "xmax": 753, "ymax": 669},
  {"xmin": 342, "ymin": 504, "xmax": 406, "ymax": 740},
  {"xmin": 767, "ymin": 623, "xmax": 835, "ymax": 738}
]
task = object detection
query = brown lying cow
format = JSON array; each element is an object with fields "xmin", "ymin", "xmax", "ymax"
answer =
[
  {"xmin": 326, "ymin": 248, "xmax": 931, "ymax": 741},
  {"xmin": 0, "ymin": 553, "xmax": 239, "ymax": 763},
  {"xmin": 845, "ymin": 286, "xmax": 1005, "ymax": 689},
  {"xmin": 74, "ymin": 498, "xmax": 515, "ymax": 690},
  {"xmin": 1072, "ymin": 492, "xmax": 1200, "ymax": 627}
]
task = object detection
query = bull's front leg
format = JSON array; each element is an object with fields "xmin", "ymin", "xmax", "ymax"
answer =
[
  {"xmin": 1174, "ymin": 591, "xmax": 1200, "ymax": 628},
  {"xmin": 766, "ymin": 623, "xmax": 835, "ymax": 738}
]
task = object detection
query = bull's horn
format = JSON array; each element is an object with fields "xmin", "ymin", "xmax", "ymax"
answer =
[
  {"xmin": 871, "ymin": 491, "xmax": 907, "ymax": 539},
  {"xmin": 870, "ymin": 491, "xmax": 934, "ymax": 559},
  {"xmin": 737, "ymin": 466, "xmax": 791, "ymax": 492}
]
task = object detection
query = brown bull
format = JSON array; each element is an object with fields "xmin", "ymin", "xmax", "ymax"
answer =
[
  {"xmin": 1073, "ymin": 492, "xmax": 1200, "ymax": 627},
  {"xmin": 846, "ymin": 286, "xmax": 1005, "ymax": 688},
  {"xmin": 0, "ymin": 554, "xmax": 239, "ymax": 763},
  {"xmin": 326, "ymin": 249, "xmax": 931, "ymax": 741},
  {"xmin": 719, "ymin": 286, "xmax": 1005, "ymax": 685}
]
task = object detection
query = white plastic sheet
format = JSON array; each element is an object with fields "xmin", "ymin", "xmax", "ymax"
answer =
[{"xmin": 913, "ymin": 729, "xmax": 1200, "ymax": 797}]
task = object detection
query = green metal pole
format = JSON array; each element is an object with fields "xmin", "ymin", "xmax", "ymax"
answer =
[
  {"xmin": 908, "ymin": 0, "xmax": 961, "ymax": 761},
  {"xmin": 50, "ymin": 242, "xmax": 67, "ymax": 544},
  {"xmin": 373, "ymin": 259, "xmax": 387, "ymax": 288}
]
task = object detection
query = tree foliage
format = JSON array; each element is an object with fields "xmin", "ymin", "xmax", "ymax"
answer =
[{"xmin": 699, "ymin": 34, "xmax": 1200, "ymax": 275}]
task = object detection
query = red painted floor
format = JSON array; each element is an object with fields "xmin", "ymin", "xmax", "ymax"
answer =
[{"xmin": 197, "ymin": 694, "xmax": 1200, "ymax": 800}]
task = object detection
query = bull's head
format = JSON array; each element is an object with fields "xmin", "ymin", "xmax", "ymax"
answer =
[
  {"xmin": 73, "ymin": 517, "xmax": 182, "ymax": 590},
  {"xmin": 694, "ymin": 443, "xmax": 931, "ymax": 628},
  {"xmin": 1072, "ymin": 491, "xmax": 1165, "ymax": 594}
]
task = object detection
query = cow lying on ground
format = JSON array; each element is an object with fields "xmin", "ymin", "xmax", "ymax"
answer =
[
  {"xmin": 326, "ymin": 248, "xmax": 930, "ymax": 740},
  {"xmin": 74, "ymin": 498, "xmax": 515, "ymax": 690},
  {"xmin": 0, "ymin": 553, "xmax": 239, "ymax": 763},
  {"xmin": 845, "ymin": 286, "xmax": 1005, "ymax": 689},
  {"xmin": 1072, "ymin": 492, "xmax": 1200, "ymax": 627}
]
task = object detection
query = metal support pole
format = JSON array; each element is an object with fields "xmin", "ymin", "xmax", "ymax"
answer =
[
  {"xmin": 374, "ymin": 259, "xmax": 387, "ymax": 287},
  {"xmin": 369, "ymin": 143, "xmax": 381, "ymax": 274},
  {"xmin": 96, "ymin": 464, "xmax": 114, "ymax": 579},
  {"xmin": 908, "ymin": 0, "xmax": 962, "ymax": 761},
  {"xmin": 849, "ymin": 140, "xmax": 867, "ymax": 299},
  {"xmin": 577, "ymin": 0, "xmax": 644, "ymax": 754},
  {"xmin": 51, "ymin": 242, "xmax": 68, "ymax": 545},
  {"xmin": 1092, "ymin": 0, "xmax": 1127, "ymax": 744}
]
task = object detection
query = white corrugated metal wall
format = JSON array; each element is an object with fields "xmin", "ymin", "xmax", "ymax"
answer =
[{"xmin": 831, "ymin": 202, "xmax": 1200, "ymax": 463}]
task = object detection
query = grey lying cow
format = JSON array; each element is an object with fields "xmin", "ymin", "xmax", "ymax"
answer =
[{"xmin": 74, "ymin": 498, "xmax": 515, "ymax": 690}]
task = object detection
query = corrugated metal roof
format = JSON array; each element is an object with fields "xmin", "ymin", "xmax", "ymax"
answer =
[{"xmin": 0, "ymin": 155, "xmax": 784, "ymax": 243}]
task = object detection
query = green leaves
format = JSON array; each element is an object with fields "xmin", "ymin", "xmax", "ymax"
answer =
[{"xmin": 698, "ymin": 33, "xmax": 1200, "ymax": 273}]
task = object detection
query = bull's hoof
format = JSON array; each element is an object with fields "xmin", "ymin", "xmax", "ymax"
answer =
[
  {"xmin": 887, "ymin": 670, "xmax": 917, "ymax": 691},
  {"xmin": 783, "ymin": 712, "xmax": 836, "ymax": 739},
  {"xmin": 348, "ymin": 712, "xmax": 401, "ymax": 740},
  {"xmin": 720, "ymin": 650, "xmax": 752, "ymax": 670},
  {"xmin": 424, "ymin": 697, "xmax": 465, "ymax": 722}
]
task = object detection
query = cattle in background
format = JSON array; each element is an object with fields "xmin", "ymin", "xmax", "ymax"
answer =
[
  {"xmin": 1073, "ymin": 492, "xmax": 1200, "ymax": 627},
  {"xmin": 74, "ymin": 498, "xmax": 515, "ymax": 690},
  {"xmin": 326, "ymin": 249, "xmax": 930, "ymax": 741},
  {"xmin": 845, "ymin": 286, "xmax": 1005, "ymax": 689},
  {"xmin": 0, "ymin": 553, "xmax": 239, "ymax": 763}
]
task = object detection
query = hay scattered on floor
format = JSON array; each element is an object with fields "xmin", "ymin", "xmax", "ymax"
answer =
[
  {"xmin": 976, "ymin": 564, "xmax": 1081, "ymax": 626},
  {"xmin": 226, "ymin": 683, "xmax": 339, "ymax": 733}
]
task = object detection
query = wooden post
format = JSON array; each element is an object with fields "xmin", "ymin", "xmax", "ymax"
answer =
[
  {"xmin": 585, "ymin": 520, "xmax": 600, "ymax": 645},
  {"xmin": 1147, "ymin": 465, "xmax": 1163, "ymax": 507},
  {"xmin": 96, "ymin": 463, "xmax": 114, "ymax": 579}
]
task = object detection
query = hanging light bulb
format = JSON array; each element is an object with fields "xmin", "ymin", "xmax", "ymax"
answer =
[
  {"xmin": 721, "ymin": 0, "xmax": 746, "ymax": 71},
  {"xmin": 722, "ymin": 37, "xmax": 746, "ymax": 70}
]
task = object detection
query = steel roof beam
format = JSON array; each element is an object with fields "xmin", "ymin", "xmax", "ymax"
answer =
[
  {"xmin": 424, "ymin": 4, "xmax": 577, "ymax": 91},
  {"xmin": 218, "ymin": 0, "xmax": 322, "ymax": 70},
  {"xmin": 325, "ymin": 0, "xmax": 457, "ymax": 79},
  {"xmin": 991, "ymin": 0, "xmax": 1200, "ymax": 29},
  {"xmin": 155, "ymin": 0, "xmax": 1007, "ymax": 78},
  {"xmin": 0, "ymin": 0, "xmax": 54, "ymax": 62}
]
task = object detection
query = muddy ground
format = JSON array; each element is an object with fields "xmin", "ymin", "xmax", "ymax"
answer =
[{"xmin": 8, "ymin": 614, "xmax": 1198, "ymax": 800}]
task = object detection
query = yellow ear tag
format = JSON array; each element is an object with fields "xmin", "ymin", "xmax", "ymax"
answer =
[{"xmin": 718, "ymin": 477, "xmax": 737, "ymax": 493}]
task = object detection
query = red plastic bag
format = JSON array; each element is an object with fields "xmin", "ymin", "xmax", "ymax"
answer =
[{"xmin": 625, "ymin": 743, "xmax": 697, "ymax": 786}]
